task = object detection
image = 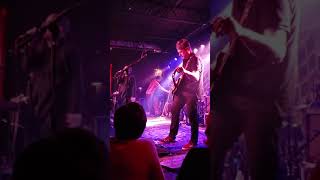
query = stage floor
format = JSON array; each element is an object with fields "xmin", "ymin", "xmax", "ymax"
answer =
[{"xmin": 142, "ymin": 116, "xmax": 207, "ymax": 175}]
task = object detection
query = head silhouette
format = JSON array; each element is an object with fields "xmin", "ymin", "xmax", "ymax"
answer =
[
  {"xmin": 114, "ymin": 102, "xmax": 147, "ymax": 140},
  {"xmin": 12, "ymin": 128, "xmax": 109, "ymax": 180}
]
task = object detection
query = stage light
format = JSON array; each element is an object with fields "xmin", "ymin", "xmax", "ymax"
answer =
[
  {"xmin": 167, "ymin": 65, "xmax": 171, "ymax": 69},
  {"xmin": 138, "ymin": 87, "xmax": 142, "ymax": 91},
  {"xmin": 193, "ymin": 48, "xmax": 198, "ymax": 54},
  {"xmin": 200, "ymin": 44, "xmax": 205, "ymax": 49},
  {"xmin": 174, "ymin": 58, "xmax": 178, "ymax": 61}
]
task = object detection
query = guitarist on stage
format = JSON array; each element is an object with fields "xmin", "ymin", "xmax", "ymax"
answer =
[
  {"xmin": 210, "ymin": 0, "xmax": 300, "ymax": 179},
  {"xmin": 161, "ymin": 39, "xmax": 203, "ymax": 151}
]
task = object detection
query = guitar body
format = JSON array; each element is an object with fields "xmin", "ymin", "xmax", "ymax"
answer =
[
  {"xmin": 171, "ymin": 74, "xmax": 182, "ymax": 95},
  {"xmin": 172, "ymin": 56, "xmax": 193, "ymax": 95}
]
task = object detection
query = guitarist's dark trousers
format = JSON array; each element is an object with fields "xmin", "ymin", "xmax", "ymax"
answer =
[
  {"xmin": 210, "ymin": 95, "xmax": 280, "ymax": 180},
  {"xmin": 169, "ymin": 92, "xmax": 199, "ymax": 144}
]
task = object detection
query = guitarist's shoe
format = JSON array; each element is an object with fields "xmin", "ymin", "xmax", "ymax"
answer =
[
  {"xmin": 159, "ymin": 136, "xmax": 175, "ymax": 144},
  {"xmin": 182, "ymin": 141, "xmax": 197, "ymax": 151}
]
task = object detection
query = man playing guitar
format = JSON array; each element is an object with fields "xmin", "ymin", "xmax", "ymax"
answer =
[
  {"xmin": 210, "ymin": 0, "xmax": 300, "ymax": 179},
  {"xmin": 161, "ymin": 39, "xmax": 202, "ymax": 150}
]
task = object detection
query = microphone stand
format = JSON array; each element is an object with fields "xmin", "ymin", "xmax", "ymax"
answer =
[
  {"xmin": 112, "ymin": 50, "xmax": 148, "ymax": 108},
  {"xmin": 113, "ymin": 50, "xmax": 148, "ymax": 79}
]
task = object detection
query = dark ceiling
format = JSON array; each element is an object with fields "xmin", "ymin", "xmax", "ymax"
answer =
[{"xmin": 110, "ymin": 0, "xmax": 210, "ymax": 51}]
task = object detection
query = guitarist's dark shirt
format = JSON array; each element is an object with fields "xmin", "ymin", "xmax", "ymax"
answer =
[
  {"xmin": 118, "ymin": 74, "xmax": 135, "ymax": 101},
  {"xmin": 215, "ymin": 0, "xmax": 299, "ymax": 113},
  {"xmin": 178, "ymin": 53, "xmax": 202, "ymax": 97}
]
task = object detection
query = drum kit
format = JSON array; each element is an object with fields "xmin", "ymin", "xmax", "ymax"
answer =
[
  {"xmin": 197, "ymin": 95, "xmax": 210, "ymax": 125},
  {"xmin": 178, "ymin": 95, "xmax": 210, "ymax": 126}
]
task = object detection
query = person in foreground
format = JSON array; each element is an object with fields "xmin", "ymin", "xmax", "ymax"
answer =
[
  {"xmin": 210, "ymin": 0, "xmax": 300, "ymax": 179},
  {"xmin": 110, "ymin": 102, "xmax": 164, "ymax": 180},
  {"xmin": 12, "ymin": 128, "xmax": 109, "ymax": 180}
]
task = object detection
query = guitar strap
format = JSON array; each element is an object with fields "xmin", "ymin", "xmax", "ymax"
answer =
[
  {"xmin": 183, "ymin": 54, "xmax": 195, "ymax": 80},
  {"xmin": 239, "ymin": 0, "xmax": 254, "ymax": 25},
  {"xmin": 228, "ymin": 0, "xmax": 254, "ymax": 57},
  {"xmin": 229, "ymin": 0, "xmax": 254, "ymax": 54}
]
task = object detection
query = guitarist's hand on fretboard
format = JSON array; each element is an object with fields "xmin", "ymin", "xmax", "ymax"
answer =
[
  {"xmin": 212, "ymin": 16, "xmax": 241, "ymax": 39},
  {"xmin": 210, "ymin": 0, "xmax": 254, "ymax": 91}
]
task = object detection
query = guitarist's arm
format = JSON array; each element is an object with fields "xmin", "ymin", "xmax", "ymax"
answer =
[
  {"xmin": 155, "ymin": 81, "xmax": 170, "ymax": 94},
  {"xmin": 180, "ymin": 58, "xmax": 201, "ymax": 82},
  {"xmin": 238, "ymin": 22, "xmax": 287, "ymax": 62},
  {"xmin": 182, "ymin": 68, "xmax": 200, "ymax": 82}
]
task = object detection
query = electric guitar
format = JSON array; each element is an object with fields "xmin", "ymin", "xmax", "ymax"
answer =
[
  {"xmin": 211, "ymin": 0, "xmax": 254, "ymax": 91},
  {"xmin": 172, "ymin": 56, "xmax": 193, "ymax": 95}
]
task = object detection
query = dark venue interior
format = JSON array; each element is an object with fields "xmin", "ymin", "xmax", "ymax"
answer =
[
  {"xmin": 1, "ymin": 0, "xmax": 320, "ymax": 179},
  {"xmin": 1, "ymin": 0, "xmax": 111, "ymax": 178}
]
